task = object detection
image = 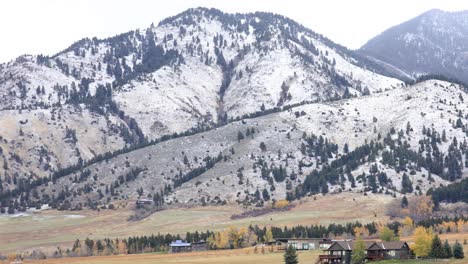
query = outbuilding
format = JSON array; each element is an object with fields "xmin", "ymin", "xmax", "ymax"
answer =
[
  {"xmin": 169, "ymin": 240, "xmax": 191, "ymax": 253},
  {"xmin": 275, "ymin": 238, "xmax": 332, "ymax": 250}
]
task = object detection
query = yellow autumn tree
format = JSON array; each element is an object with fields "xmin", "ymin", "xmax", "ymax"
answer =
[
  {"xmin": 456, "ymin": 219, "xmax": 467, "ymax": 233},
  {"xmin": 398, "ymin": 216, "xmax": 414, "ymax": 237},
  {"xmin": 208, "ymin": 226, "xmax": 257, "ymax": 249},
  {"xmin": 117, "ymin": 239, "xmax": 127, "ymax": 255},
  {"xmin": 411, "ymin": 226, "xmax": 433, "ymax": 257},
  {"xmin": 379, "ymin": 226, "xmax": 399, "ymax": 241},
  {"xmin": 408, "ymin": 195, "xmax": 434, "ymax": 221},
  {"xmin": 7, "ymin": 253, "xmax": 17, "ymax": 262},
  {"xmin": 228, "ymin": 226, "xmax": 243, "ymax": 248},
  {"xmin": 440, "ymin": 221, "xmax": 457, "ymax": 233},
  {"xmin": 263, "ymin": 228, "xmax": 274, "ymax": 243},
  {"xmin": 353, "ymin": 226, "xmax": 369, "ymax": 238},
  {"xmin": 243, "ymin": 227, "xmax": 258, "ymax": 246},
  {"xmin": 274, "ymin": 200, "xmax": 289, "ymax": 209},
  {"xmin": 208, "ymin": 229, "xmax": 230, "ymax": 249}
]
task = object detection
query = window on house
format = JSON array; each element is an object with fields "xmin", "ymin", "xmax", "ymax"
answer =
[{"xmin": 289, "ymin": 242, "xmax": 298, "ymax": 249}]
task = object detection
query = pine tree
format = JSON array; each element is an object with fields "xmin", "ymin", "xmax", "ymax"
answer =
[
  {"xmin": 284, "ymin": 244, "xmax": 298, "ymax": 264},
  {"xmin": 262, "ymin": 188, "xmax": 270, "ymax": 201},
  {"xmin": 259, "ymin": 142, "xmax": 267, "ymax": 152},
  {"xmin": 429, "ymin": 235, "xmax": 444, "ymax": 258},
  {"xmin": 443, "ymin": 240, "xmax": 452, "ymax": 258},
  {"xmin": 401, "ymin": 196, "xmax": 408, "ymax": 208},
  {"xmin": 401, "ymin": 174, "xmax": 413, "ymax": 194},
  {"xmin": 237, "ymin": 131, "xmax": 244, "ymax": 142},
  {"xmin": 453, "ymin": 240, "xmax": 464, "ymax": 259}
]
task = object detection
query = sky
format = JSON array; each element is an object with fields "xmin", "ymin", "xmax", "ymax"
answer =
[{"xmin": 0, "ymin": 0, "xmax": 467, "ymax": 63}]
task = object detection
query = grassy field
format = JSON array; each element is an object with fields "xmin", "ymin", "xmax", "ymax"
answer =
[
  {"xmin": 14, "ymin": 248, "xmax": 468, "ymax": 264},
  {"xmin": 17, "ymin": 249, "xmax": 319, "ymax": 264},
  {"xmin": 374, "ymin": 260, "xmax": 467, "ymax": 264},
  {"xmin": 3, "ymin": 192, "xmax": 468, "ymax": 263},
  {"xmin": 0, "ymin": 192, "xmax": 392, "ymax": 252}
]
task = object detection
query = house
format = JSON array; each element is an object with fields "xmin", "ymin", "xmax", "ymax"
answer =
[
  {"xmin": 169, "ymin": 240, "xmax": 191, "ymax": 253},
  {"xmin": 376, "ymin": 241, "xmax": 411, "ymax": 260},
  {"xmin": 366, "ymin": 242, "xmax": 386, "ymax": 261},
  {"xmin": 319, "ymin": 239, "xmax": 334, "ymax": 249},
  {"xmin": 318, "ymin": 240, "xmax": 411, "ymax": 264},
  {"xmin": 321, "ymin": 240, "xmax": 377, "ymax": 264},
  {"xmin": 169, "ymin": 240, "xmax": 208, "ymax": 253},
  {"xmin": 275, "ymin": 238, "xmax": 332, "ymax": 250}
]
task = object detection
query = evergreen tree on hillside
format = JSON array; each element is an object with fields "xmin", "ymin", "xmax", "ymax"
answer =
[
  {"xmin": 140, "ymin": 29, "xmax": 166, "ymax": 73},
  {"xmin": 259, "ymin": 142, "xmax": 267, "ymax": 152},
  {"xmin": 343, "ymin": 143, "xmax": 349, "ymax": 154},
  {"xmin": 401, "ymin": 173, "xmax": 413, "ymax": 194},
  {"xmin": 401, "ymin": 196, "xmax": 408, "ymax": 208},
  {"xmin": 262, "ymin": 188, "xmax": 270, "ymax": 201},
  {"xmin": 237, "ymin": 131, "xmax": 244, "ymax": 142}
]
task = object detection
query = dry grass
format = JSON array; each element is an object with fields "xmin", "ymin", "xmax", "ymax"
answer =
[
  {"xmin": 0, "ymin": 192, "xmax": 392, "ymax": 252},
  {"xmin": 19, "ymin": 249, "xmax": 320, "ymax": 264}
]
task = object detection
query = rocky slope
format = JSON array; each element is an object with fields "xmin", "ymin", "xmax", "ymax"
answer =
[
  {"xmin": 0, "ymin": 8, "xmax": 402, "ymax": 195},
  {"xmin": 1, "ymin": 9, "xmax": 467, "ymax": 213},
  {"xmin": 360, "ymin": 9, "xmax": 468, "ymax": 83},
  {"xmin": 25, "ymin": 80, "xmax": 468, "ymax": 211}
]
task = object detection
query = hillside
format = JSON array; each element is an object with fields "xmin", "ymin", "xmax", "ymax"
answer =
[
  {"xmin": 0, "ymin": 8, "xmax": 402, "ymax": 198},
  {"xmin": 360, "ymin": 9, "xmax": 468, "ymax": 83},
  {"xmin": 18, "ymin": 79, "xmax": 468, "ymax": 211}
]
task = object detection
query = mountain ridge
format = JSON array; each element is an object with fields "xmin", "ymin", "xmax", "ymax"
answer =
[
  {"xmin": 360, "ymin": 8, "xmax": 468, "ymax": 83},
  {"xmin": 0, "ymin": 8, "xmax": 466, "ymax": 213}
]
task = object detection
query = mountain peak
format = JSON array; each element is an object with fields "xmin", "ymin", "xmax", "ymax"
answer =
[{"xmin": 360, "ymin": 7, "xmax": 468, "ymax": 83}]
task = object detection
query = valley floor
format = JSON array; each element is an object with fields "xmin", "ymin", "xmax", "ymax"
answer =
[
  {"xmin": 13, "ymin": 246, "xmax": 468, "ymax": 264},
  {"xmin": 15, "ymin": 249, "xmax": 320, "ymax": 264},
  {"xmin": 0, "ymin": 192, "xmax": 392, "ymax": 252}
]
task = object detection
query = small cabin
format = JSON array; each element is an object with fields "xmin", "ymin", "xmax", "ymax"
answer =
[{"xmin": 169, "ymin": 240, "xmax": 191, "ymax": 253}]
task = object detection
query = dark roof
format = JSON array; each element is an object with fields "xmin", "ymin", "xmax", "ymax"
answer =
[
  {"xmin": 191, "ymin": 241, "xmax": 207, "ymax": 245},
  {"xmin": 328, "ymin": 241, "xmax": 376, "ymax": 251},
  {"xmin": 328, "ymin": 241, "xmax": 409, "ymax": 251},
  {"xmin": 376, "ymin": 241, "xmax": 409, "ymax": 250},
  {"xmin": 170, "ymin": 240, "xmax": 191, "ymax": 247},
  {"xmin": 275, "ymin": 238, "xmax": 330, "ymax": 242}
]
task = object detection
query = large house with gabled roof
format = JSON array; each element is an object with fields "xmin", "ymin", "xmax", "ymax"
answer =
[{"xmin": 317, "ymin": 240, "xmax": 411, "ymax": 264}]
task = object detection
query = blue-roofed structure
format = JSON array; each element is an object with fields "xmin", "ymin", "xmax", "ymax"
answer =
[{"xmin": 169, "ymin": 240, "xmax": 192, "ymax": 253}]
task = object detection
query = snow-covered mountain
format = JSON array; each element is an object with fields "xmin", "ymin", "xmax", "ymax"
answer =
[
  {"xmin": 0, "ymin": 8, "xmax": 466, "ymax": 212},
  {"xmin": 360, "ymin": 9, "xmax": 468, "ymax": 83},
  {"xmin": 0, "ymin": 8, "xmax": 402, "ymax": 190},
  {"xmin": 27, "ymin": 80, "xmax": 468, "ymax": 210}
]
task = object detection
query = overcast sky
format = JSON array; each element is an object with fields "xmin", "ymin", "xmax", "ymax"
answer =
[{"xmin": 1, "ymin": 0, "xmax": 467, "ymax": 63}]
